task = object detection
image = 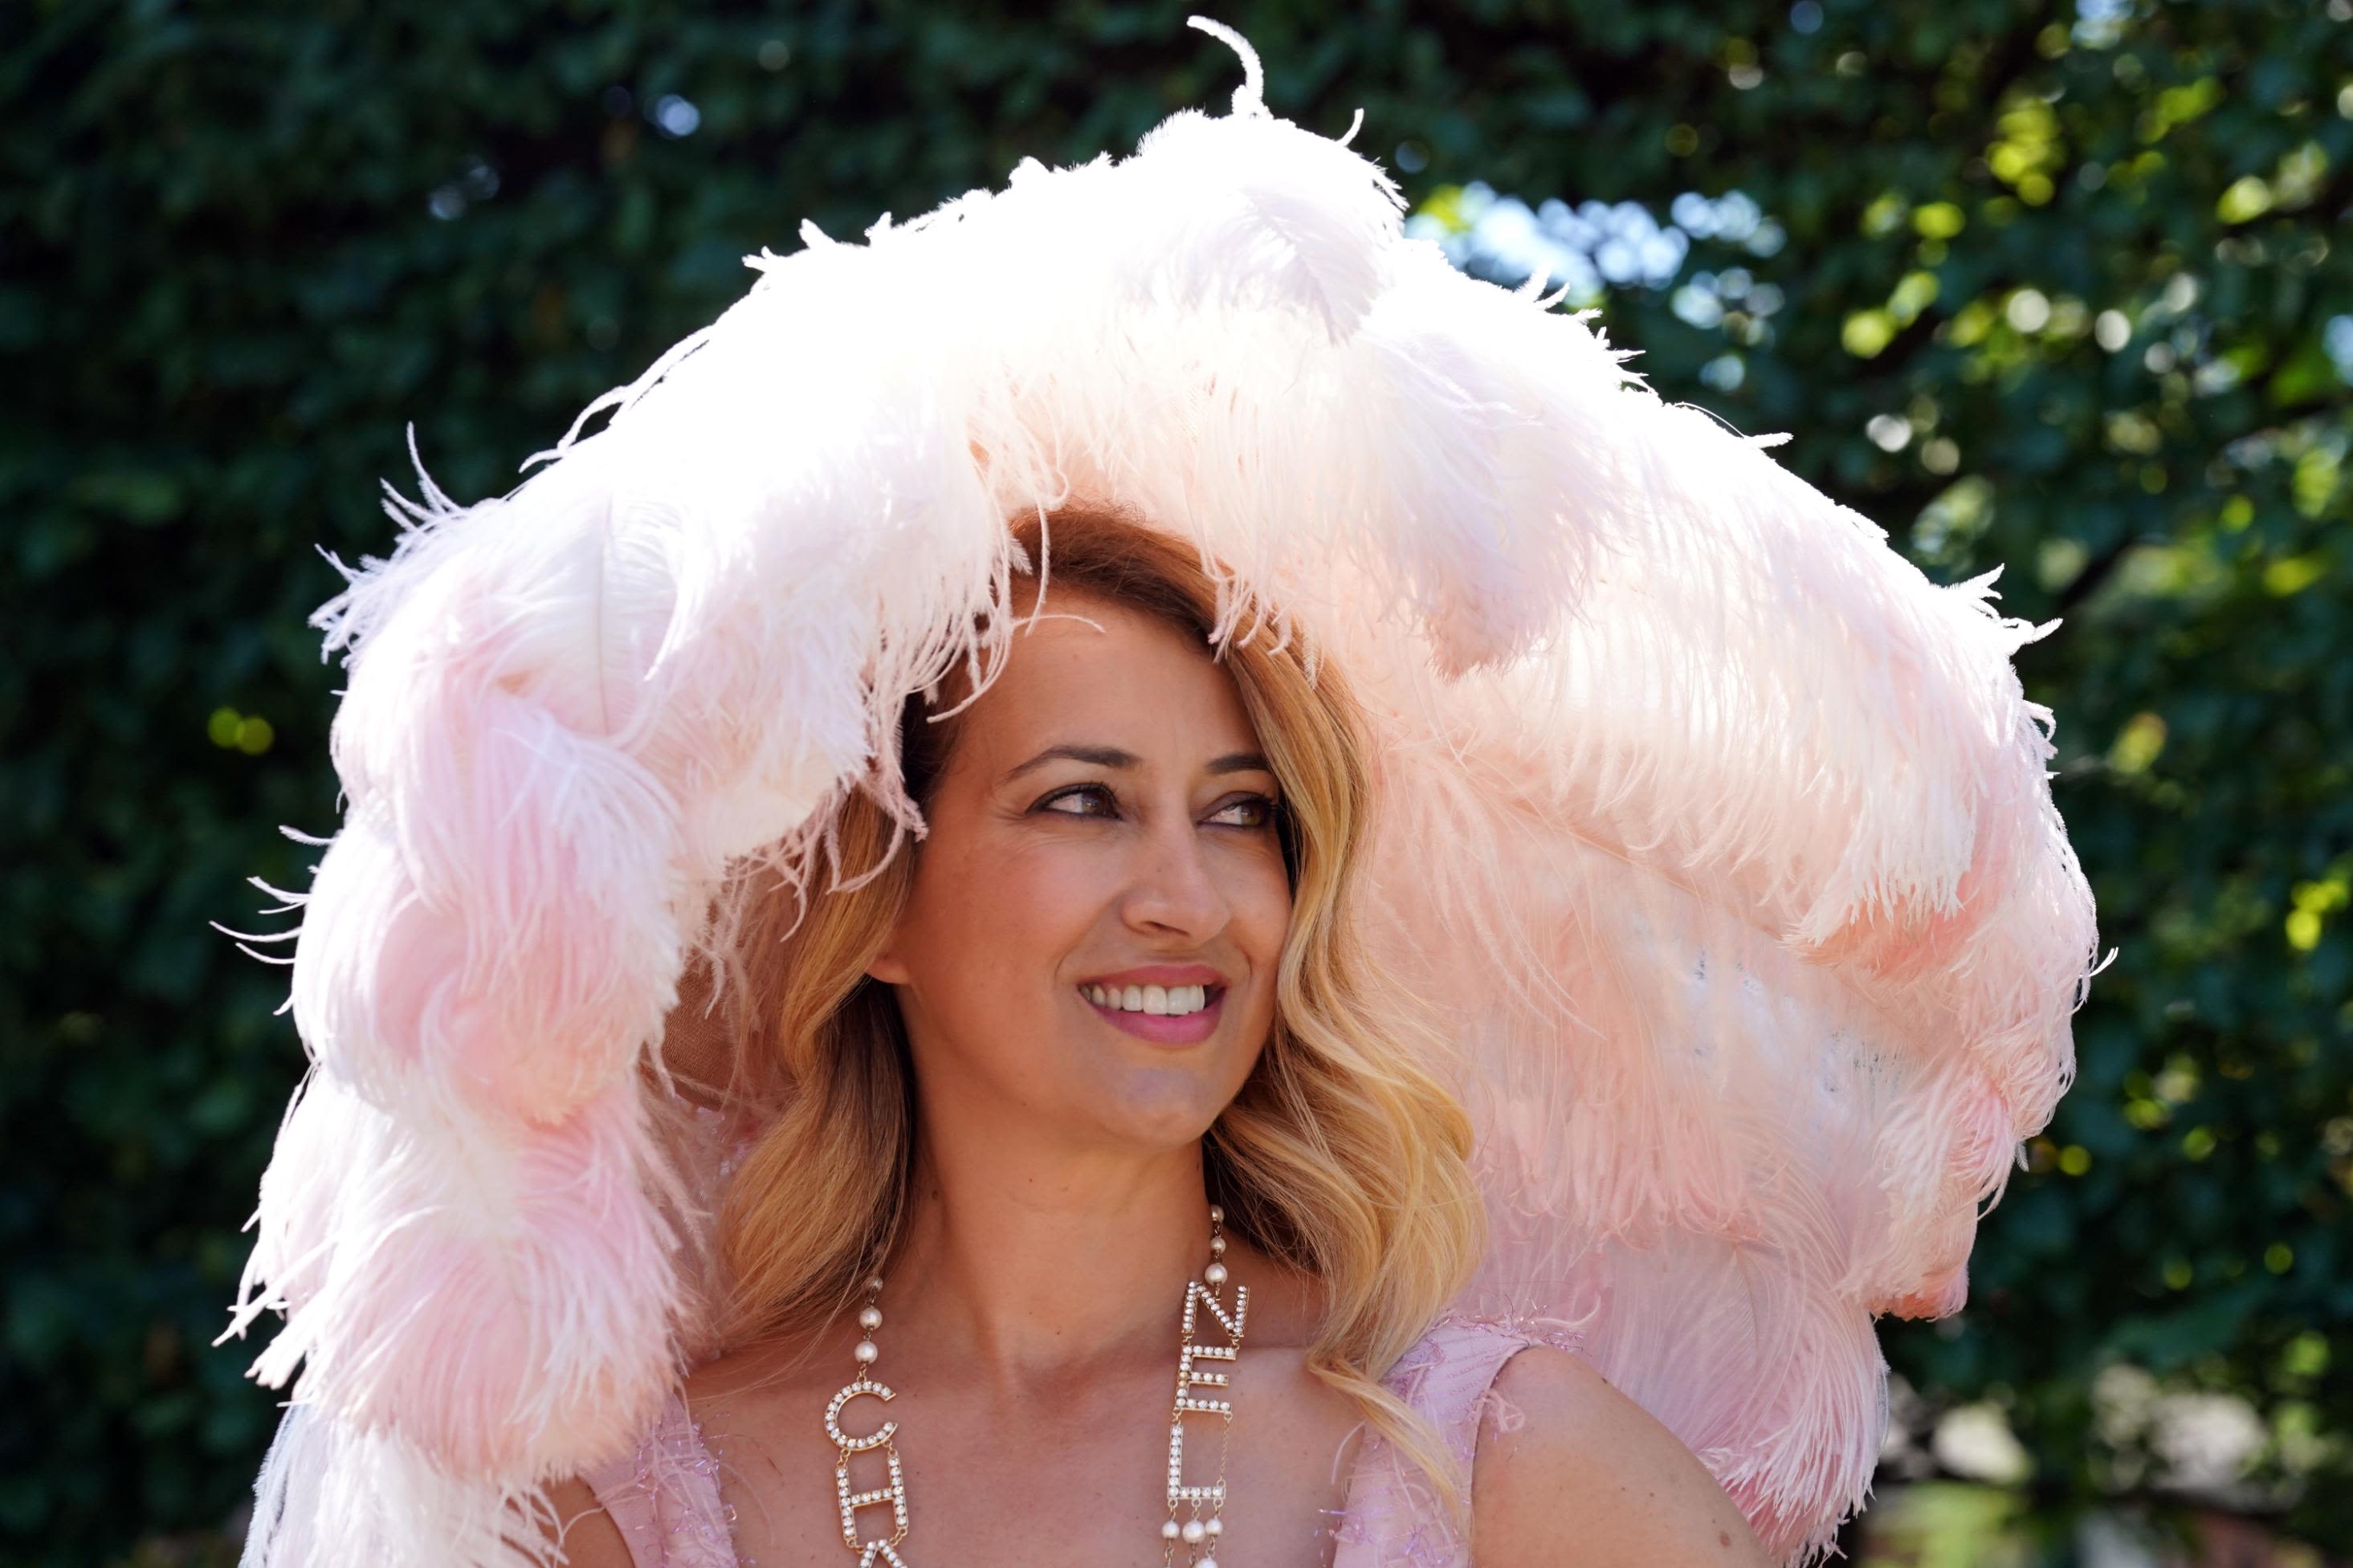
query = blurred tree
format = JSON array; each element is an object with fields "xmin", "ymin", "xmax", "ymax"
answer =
[{"xmin": 2, "ymin": 1, "xmax": 2345, "ymax": 1564}]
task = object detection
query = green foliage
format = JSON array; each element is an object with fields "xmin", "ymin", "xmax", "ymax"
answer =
[{"xmin": 3, "ymin": 1, "xmax": 2345, "ymax": 1562}]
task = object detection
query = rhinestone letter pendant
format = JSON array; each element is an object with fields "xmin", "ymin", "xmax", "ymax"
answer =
[
  {"xmin": 827, "ymin": 1276, "xmax": 911, "ymax": 1567},
  {"xmin": 1161, "ymin": 1205, "xmax": 1246, "ymax": 1568}
]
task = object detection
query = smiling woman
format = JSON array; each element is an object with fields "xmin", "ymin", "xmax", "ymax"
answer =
[
  {"xmin": 532, "ymin": 504, "xmax": 1770, "ymax": 1568},
  {"xmin": 225, "ymin": 22, "xmax": 2096, "ymax": 1568},
  {"xmin": 589, "ymin": 505, "xmax": 1515, "ymax": 1566}
]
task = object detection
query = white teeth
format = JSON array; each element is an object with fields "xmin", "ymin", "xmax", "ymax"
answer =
[{"xmin": 1086, "ymin": 982, "xmax": 1212, "ymax": 1016}]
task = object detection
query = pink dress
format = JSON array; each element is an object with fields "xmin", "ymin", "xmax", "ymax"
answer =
[{"xmin": 577, "ymin": 1314, "xmax": 1553, "ymax": 1567}]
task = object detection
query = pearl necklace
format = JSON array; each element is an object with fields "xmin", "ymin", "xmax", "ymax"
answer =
[{"xmin": 823, "ymin": 1203, "xmax": 1250, "ymax": 1568}]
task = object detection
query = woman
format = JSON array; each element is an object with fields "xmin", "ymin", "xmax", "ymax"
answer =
[
  {"xmin": 222, "ymin": 21, "xmax": 2099, "ymax": 1568},
  {"xmin": 538, "ymin": 508, "xmax": 1772, "ymax": 1566}
]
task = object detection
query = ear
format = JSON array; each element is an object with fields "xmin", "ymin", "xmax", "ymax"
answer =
[{"xmin": 865, "ymin": 930, "xmax": 912, "ymax": 987}]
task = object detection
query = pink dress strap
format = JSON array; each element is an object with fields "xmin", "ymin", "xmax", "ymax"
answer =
[
  {"xmin": 577, "ymin": 1389, "xmax": 738, "ymax": 1568},
  {"xmin": 1327, "ymin": 1315, "xmax": 1544, "ymax": 1568}
]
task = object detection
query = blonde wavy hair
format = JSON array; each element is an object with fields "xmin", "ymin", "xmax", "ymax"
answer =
[{"xmin": 697, "ymin": 503, "xmax": 1488, "ymax": 1513}]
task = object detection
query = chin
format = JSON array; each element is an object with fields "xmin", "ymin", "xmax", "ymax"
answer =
[{"xmin": 1091, "ymin": 1064, "xmax": 1240, "ymax": 1150}]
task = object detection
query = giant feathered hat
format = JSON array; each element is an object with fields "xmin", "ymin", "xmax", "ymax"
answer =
[{"xmin": 222, "ymin": 20, "xmax": 2103, "ymax": 1566}]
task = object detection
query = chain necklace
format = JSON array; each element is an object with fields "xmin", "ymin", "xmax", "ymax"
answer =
[{"xmin": 824, "ymin": 1203, "xmax": 1250, "ymax": 1568}]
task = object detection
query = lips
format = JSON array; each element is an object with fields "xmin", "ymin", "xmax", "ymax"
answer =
[
  {"xmin": 1075, "ymin": 963, "xmax": 1227, "ymax": 989},
  {"xmin": 1080, "ymin": 982, "xmax": 1226, "ymax": 1046}
]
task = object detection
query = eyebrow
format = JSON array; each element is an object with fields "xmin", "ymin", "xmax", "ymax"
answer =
[{"xmin": 1000, "ymin": 743, "xmax": 1274, "ymax": 785}]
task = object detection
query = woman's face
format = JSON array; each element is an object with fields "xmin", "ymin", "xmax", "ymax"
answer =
[{"xmin": 867, "ymin": 587, "xmax": 1292, "ymax": 1153}]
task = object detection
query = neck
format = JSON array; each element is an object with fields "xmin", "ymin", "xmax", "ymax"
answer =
[{"xmin": 879, "ymin": 1117, "xmax": 1215, "ymax": 1392}]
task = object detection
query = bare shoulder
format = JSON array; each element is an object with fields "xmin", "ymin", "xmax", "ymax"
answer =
[
  {"xmin": 1470, "ymin": 1345, "xmax": 1774, "ymax": 1568},
  {"xmin": 535, "ymin": 1472, "xmax": 634, "ymax": 1568}
]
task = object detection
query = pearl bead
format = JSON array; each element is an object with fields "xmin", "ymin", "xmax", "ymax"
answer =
[
  {"xmin": 1182, "ymin": 1519, "xmax": 1206, "ymax": 1544},
  {"xmin": 866, "ymin": 1275, "xmax": 884, "ymax": 1294},
  {"xmin": 1160, "ymin": 1520, "xmax": 1181, "ymax": 1541},
  {"xmin": 854, "ymin": 1340, "xmax": 879, "ymax": 1363},
  {"xmin": 1209, "ymin": 1236, "xmax": 1226, "ymax": 1256},
  {"xmin": 1205, "ymin": 1518, "xmax": 1222, "ymax": 1536},
  {"xmin": 1208, "ymin": 1204, "xmax": 1223, "ymax": 1224},
  {"xmin": 1204, "ymin": 1261, "xmax": 1228, "ymax": 1286},
  {"xmin": 858, "ymin": 1305, "xmax": 883, "ymax": 1331},
  {"xmin": 1199, "ymin": 1557, "xmax": 1219, "ymax": 1568}
]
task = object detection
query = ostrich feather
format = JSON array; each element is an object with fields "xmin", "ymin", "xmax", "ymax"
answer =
[{"xmin": 223, "ymin": 23, "xmax": 2100, "ymax": 1565}]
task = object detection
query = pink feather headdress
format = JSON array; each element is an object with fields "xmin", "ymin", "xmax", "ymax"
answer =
[{"xmin": 221, "ymin": 21, "xmax": 2103, "ymax": 1566}]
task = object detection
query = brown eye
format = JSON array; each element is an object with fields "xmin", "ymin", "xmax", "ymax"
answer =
[
  {"xmin": 1038, "ymin": 784, "xmax": 1116, "ymax": 817},
  {"xmin": 1211, "ymin": 794, "xmax": 1282, "ymax": 829}
]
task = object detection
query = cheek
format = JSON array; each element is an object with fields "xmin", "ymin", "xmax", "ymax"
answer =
[
  {"xmin": 909, "ymin": 834, "xmax": 1098, "ymax": 999},
  {"xmin": 1212, "ymin": 877, "xmax": 1291, "ymax": 1113},
  {"xmin": 1236, "ymin": 856, "xmax": 1295, "ymax": 966}
]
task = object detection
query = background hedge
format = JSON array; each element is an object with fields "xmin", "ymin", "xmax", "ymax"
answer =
[{"xmin": 6, "ymin": 2, "xmax": 2347, "ymax": 1563}]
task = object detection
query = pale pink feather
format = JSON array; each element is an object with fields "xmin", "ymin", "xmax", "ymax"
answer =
[{"xmin": 225, "ymin": 40, "xmax": 2099, "ymax": 1566}]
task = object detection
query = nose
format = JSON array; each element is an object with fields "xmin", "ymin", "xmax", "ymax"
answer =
[{"xmin": 1121, "ymin": 809, "xmax": 1232, "ymax": 941}]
